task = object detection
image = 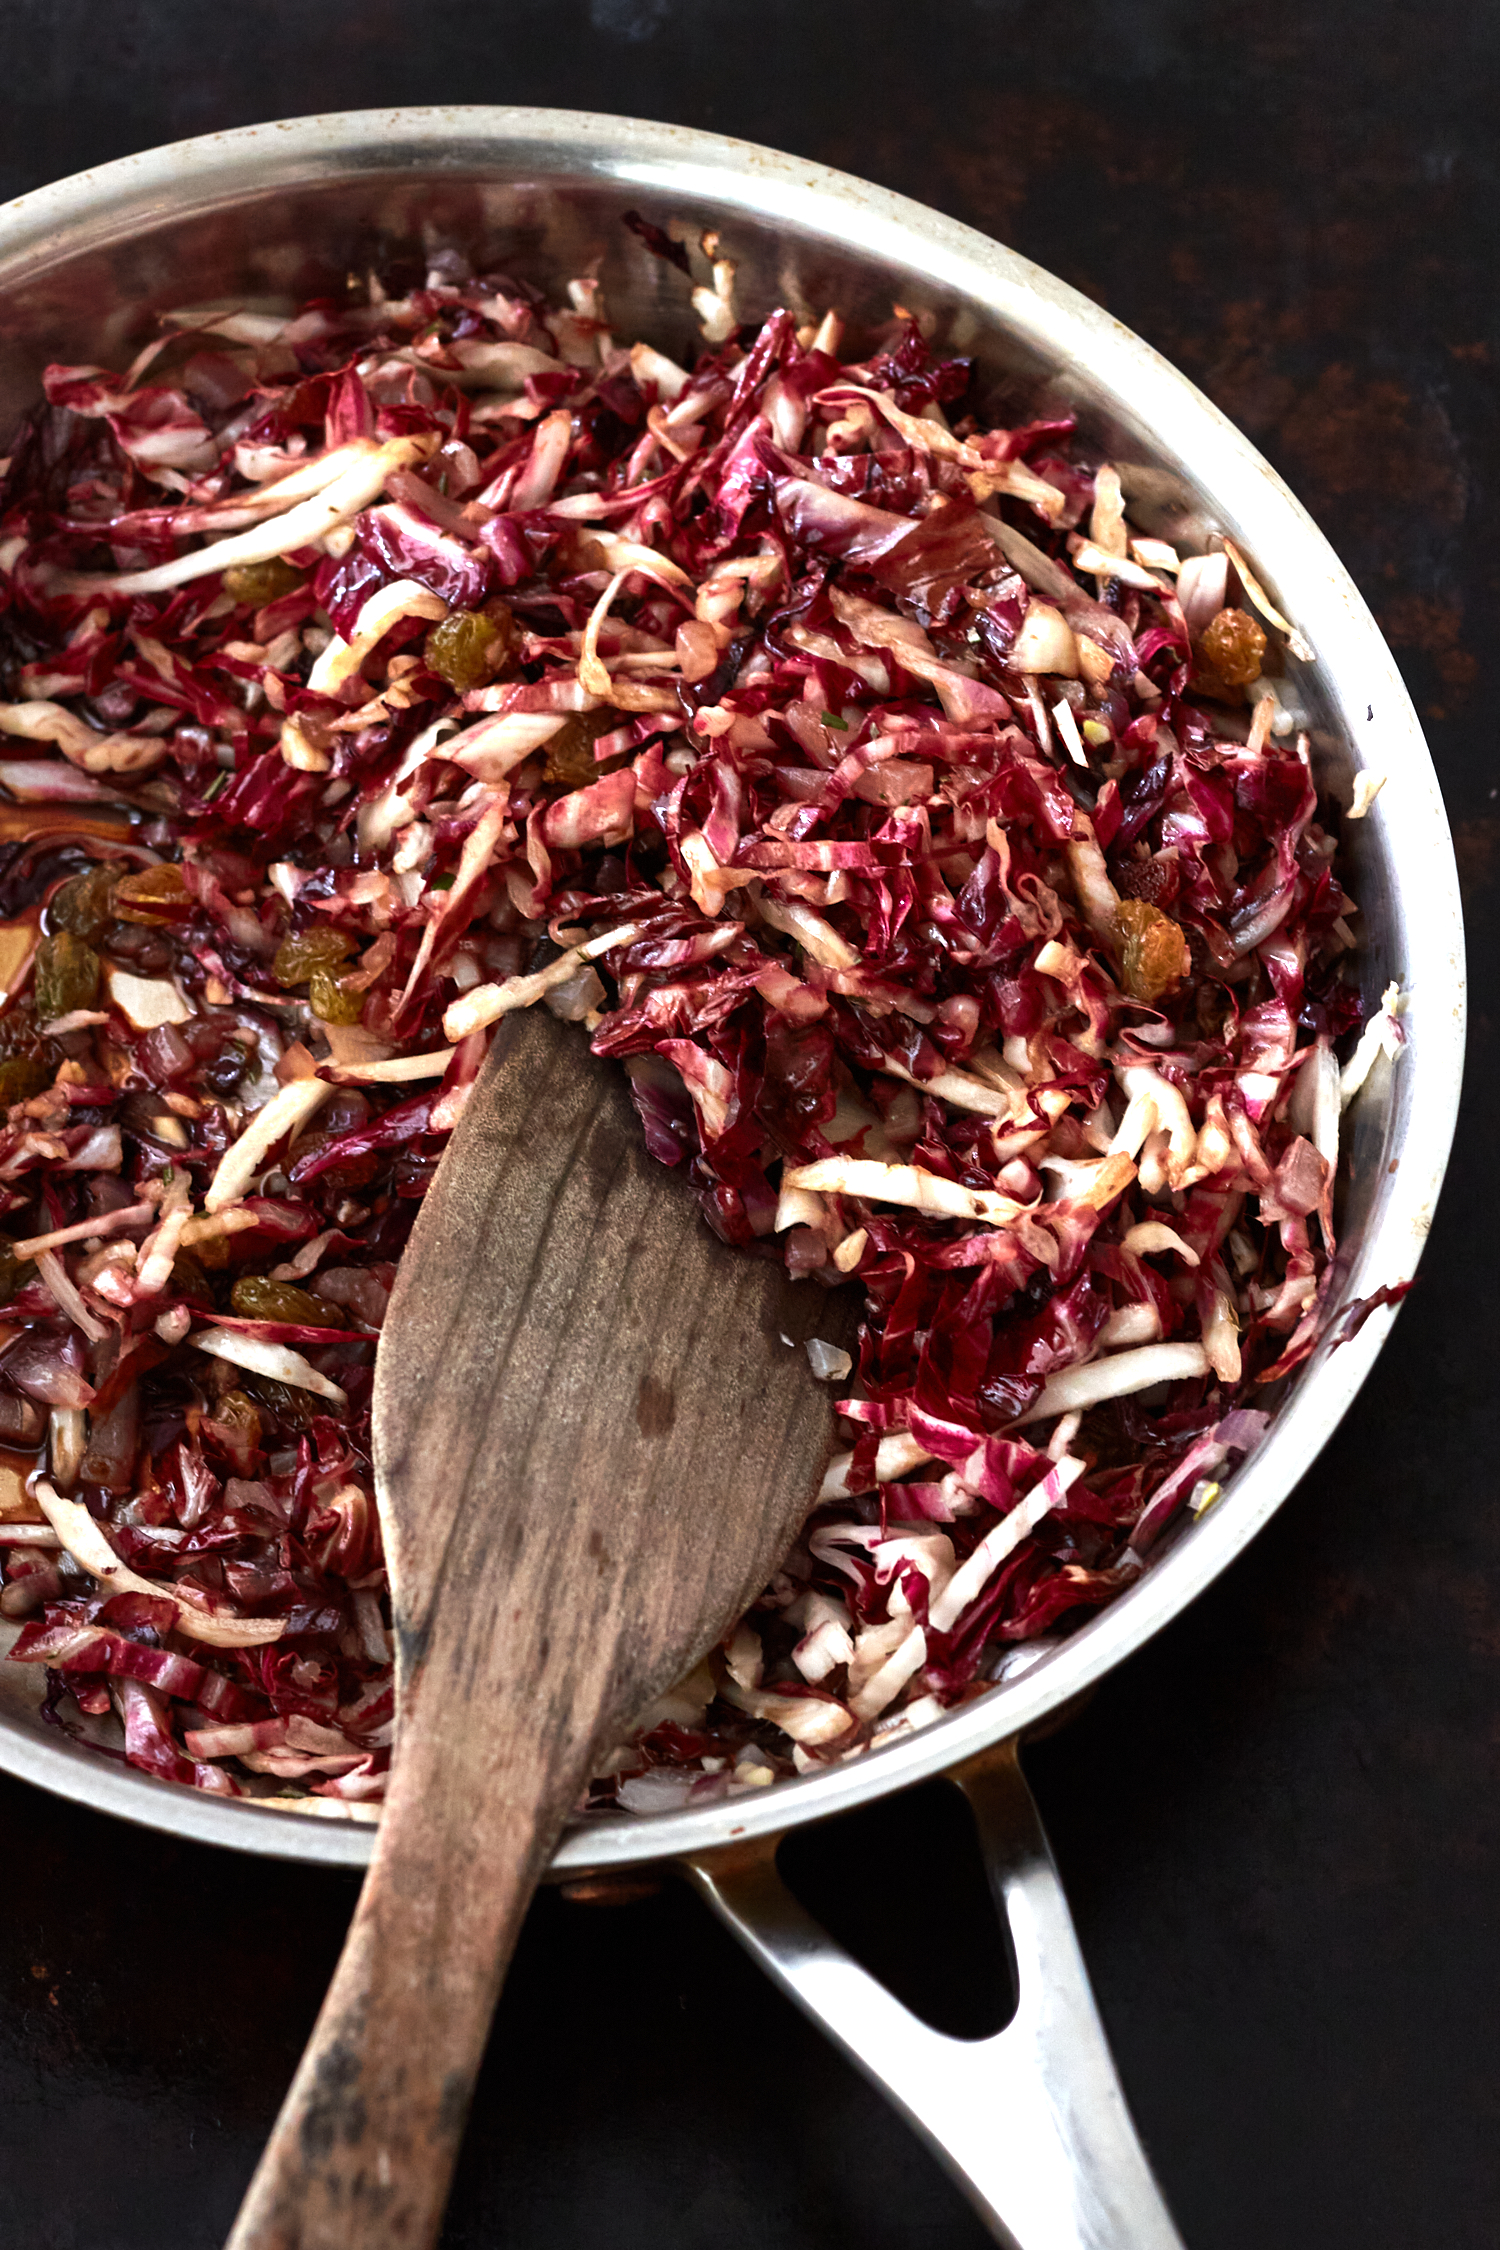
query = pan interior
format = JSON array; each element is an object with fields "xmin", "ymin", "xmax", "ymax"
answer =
[{"xmin": 0, "ymin": 109, "xmax": 1462, "ymax": 1873}]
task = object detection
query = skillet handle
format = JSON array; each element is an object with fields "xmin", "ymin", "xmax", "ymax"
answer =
[{"xmin": 681, "ymin": 1739, "xmax": 1186, "ymax": 2250}]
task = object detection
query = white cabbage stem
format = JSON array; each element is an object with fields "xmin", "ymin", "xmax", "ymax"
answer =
[
  {"xmin": 1013, "ymin": 1342, "xmax": 1210, "ymax": 1426},
  {"xmin": 774, "ymin": 1184, "xmax": 827, "ymax": 1233},
  {"xmin": 189, "ymin": 1328, "xmax": 348, "ymax": 1407},
  {"xmin": 1109, "ymin": 1063, "xmax": 1199, "ymax": 1189},
  {"xmin": 847, "ymin": 1621, "xmax": 928, "ymax": 1721},
  {"xmin": 928, "ymin": 1458, "xmax": 1085, "ymax": 1633},
  {"xmin": 1122, "ymin": 1221, "xmax": 1200, "ymax": 1267},
  {"xmin": 819, "ymin": 1429, "xmax": 937, "ymax": 1501},
  {"xmin": 1199, "ymin": 1287, "xmax": 1243, "ymax": 1384},
  {"xmin": 442, "ymin": 920, "xmax": 644, "ymax": 1042},
  {"xmin": 792, "ymin": 1611, "xmax": 857, "ymax": 1685},
  {"xmin": 307, "ymin": 579, "xmax": 448, "ymax": 696},
  {"xmin": 1096, "ymin": 1301, "xmax": 1162, "ymax": 1348},
  {"xmin": 204, "ymin": 1078, "xmax": 334, "ymax": 1212},
  {"xmin": 34, "ymin": 1480, "xmax": 284, "ymax": 1646},
  {"xmin": 36, "ymin": 1250, "xmax": 108, "ymax": 1342},
  {"xmin": 756, "ymin": 891, "xmax": 860, "ymax": 970},
  {"xmin": 1285, "ymin": 1034, "xmax": 1341, "ymax": 1178},
  {"xmin": 76, "ymin": 435, "xmax": 438, "ymax": 597},
  {"xmin": 722, "ymin": 1679, "xmax": 854, "ymax": 1743},
  {"xmin": 1339, "ymin": 982, "xmax": 1405, "ymax": 1109},
  {"xmin": 877, "ymin": 1053, "xmax": 1023, "ymax": 1121},
  {"xmin": 0, "ymin": 700, "xmax": 165, "ymax": 775},
  {"xmin": 782, "ymin": 1157, "xmax": 1026, "ymax": 1229},
  {"xmin": 1066, "ymin": 824, "xmax": 1121, "ymax": 938}
]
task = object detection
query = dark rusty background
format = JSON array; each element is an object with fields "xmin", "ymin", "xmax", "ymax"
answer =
[{"xmin": 0, "ymin": 5, "xmax": 1494, "ymax": 2246}]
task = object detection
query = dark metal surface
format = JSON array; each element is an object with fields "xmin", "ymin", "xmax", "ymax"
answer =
[{"xmin": 0, "ymin": 5, "xmax": 1493, "ymax": 2246}]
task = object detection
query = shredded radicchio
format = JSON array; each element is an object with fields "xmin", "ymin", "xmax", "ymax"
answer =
[{"xmin": 0, "ymin": 236, "xmax": 1384, "ymax": 1820}]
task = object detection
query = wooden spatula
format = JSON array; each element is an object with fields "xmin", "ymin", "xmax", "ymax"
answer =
[{"xmin": 226, "ymin": 1005, "xmax": 857, "ymax": 2250}]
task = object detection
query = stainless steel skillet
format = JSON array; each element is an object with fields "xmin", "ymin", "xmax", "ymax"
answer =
[{"xmin": 0, "ymin": 106, "xmax": 1465, "ymax": 2250}]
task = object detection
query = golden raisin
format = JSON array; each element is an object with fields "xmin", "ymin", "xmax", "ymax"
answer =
[
  {"xmin": 425, "ymin": 602, "xmax": 517, "ymax": 693},
  {"xmin": 187, "ymin": 1228, "xmax": 234, "ymax": 1273},
  {"xmin": 1198, "ymin": 606, "xmax": 1266, "ymax": 687},
  {"xmin": 0, "ymin": 1003, "xmax": 59, "ymax": 1104},
  {"xmin": 34, "ymin": 931, "xmax": 100, "ymax": 1019},
  {"xmin": 113, "ymin": 863, "xmax": 193, "ymax": 927},
  {"xmin": 230, "ymin": 1276, "xmax": 345, "ymax": 1328},
  {"xmin": 272, "ymin": 925, "xmax": 356, "ymax": 989},
  {"xmin": 0, "ymin": 1055, "xmax": 52, "ymax": 1104},
  {"xmin": 168, "ymin": 1249, "xmax": 215, "ymax": 1305},
  {"xmin": 239, "ymin": 1373, "xmax": 315, "ymax": 1433},
  {"xmin": 284, "ymin": 1130, "xmax": 378, "ymax": 1192},
  {"xmin": 202, "ymin": 1384, "xmax": 263, "ymax": 1466},
  {"xmin": 50, "ymin": 862, "xmax": 120, "ymax": 942},
  {"xmin": 1114, "ymin": 897, "xmax": 1192, "ymax": 1004},
  {"xmin": 308, "ymin": 968, "xmax": 366, "ymax": 1025},
  {"xmin": 0, "ymin": 1236, "xmax": 35, "ymax": 1304},
  {"xmin": 0, "ymin": 1000, "xmax": 48, "ymax": 1057},
  {"xmin": 1196, "ymin": 980, "xmax": 1233, "ymax": 1041},
  {"xmin": 222, "ymin": 557, "xmax": 306, "ymax": 608},
  {"xmin": 544, "ymin": 710, "xmax": 619, "ymax": 789},
  {"xmin": 214, "ymin": 1389, "xmax": 263, "ymax": 1444}
]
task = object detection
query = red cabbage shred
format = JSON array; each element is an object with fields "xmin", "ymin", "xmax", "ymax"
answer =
[{"xmin": 0, "ymin": 241, "xmax": 1369, "ymax": 1819}]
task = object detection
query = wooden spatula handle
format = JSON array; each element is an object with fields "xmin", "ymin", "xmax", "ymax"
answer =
[
  {"xmin": 225, "ymin": 1009, "xmax": 857, "ymax": 2248},
  {"xmin": 225, "ymin": 1680, "xmax": 593, "ymax": 2250}
]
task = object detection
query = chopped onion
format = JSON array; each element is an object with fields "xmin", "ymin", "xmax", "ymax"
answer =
[
  {"xmin": 805, "ymin": 1338, "xmax": 853, "ymax": 1382},
  {"xmin": 105, "ymin": 967, "xmax": 192, "ymax": 1030},
  {"xmin": 616, "ymin": 1768, "xmax": 702, "ymax": 1814}
]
